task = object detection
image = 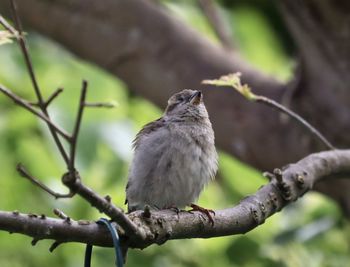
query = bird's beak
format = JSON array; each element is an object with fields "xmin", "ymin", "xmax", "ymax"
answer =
[{"xmin": 190, "ymin": 91, "xmax": 202, "ymax": 105}]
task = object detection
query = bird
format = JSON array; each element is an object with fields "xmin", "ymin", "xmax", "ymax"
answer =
[{"xmin": 125, "ymin": 89, "xmax": 218, "ymax": 223}]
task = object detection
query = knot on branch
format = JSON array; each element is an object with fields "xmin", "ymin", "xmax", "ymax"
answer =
[
  {"xmin": 273, "ymin": 168, "xmax": 292, "ymax": 201},
  {"xmin": 268, "ymin": 192, "xmax": 279, "ymax": 210},
  {"xmin": 294, "ymin": 173, "xmax": 306, "ymax": 189},
  {"xmin": 241, "ymin": 196, "xmax": 268, "ymax": 225},
  {"xmin": 142, "ymin": 205, "xmax": 152, "ymax": 218},
  {"xmin": 62, "ymin": 171, "xmax": 81, "ymax": 190}
]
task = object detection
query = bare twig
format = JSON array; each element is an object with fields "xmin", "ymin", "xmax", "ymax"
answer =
[
  {"xmin": 49, "ymin": 241, "xmax": 62, "ymax": 252},
  {"xmin": 45, "ymin": 87, "xmax": 64, "ymax": 107},
  {"xmin": 0, "ymin": 15, "xmax": 17, "ymax": 34},
  {"xmin": 30, "ymin": 88, "xmax": 64, "ymax": 107},
  {"xmin": 31, "ymin": 238, "xmax": 39, "ymax": 246},
  {"xmin": 68, "ymin": 81, "xmax": 87, "ymax": 172},
  {"xmin": 255, "ymin": 95, "xmax": 335, "ymax": 150},
  {"xmin": 53, "ymin": 208, "xmax": 70, "ymax": 221},
  {"xmin": 197, "ymin": 0, "xmax": 234, "ymax": 50},
  {"xmin": 0, "ymin": 84, "xmax": 70, "ymax": 140},
  {"xmin": 16, "ymin": 163, "xmax": 74, "ymax": 198},
  {"xmin": 10, "ymin": 0, "xmax": 42, "ymax": 102},
  {"xmin": 84, "ymin": 102, "xmax": 116, "ymax": 108},
  {"xmin": 61, "ymin": 172, "xmax": 144, "ymax": 239},
  {"xmin": 7, "ymin": 1, "xmax": 70, "ymax": 164},
  {"xmin": 203, "ymin": 73, "xmax": 335, "ymax": 150},
  {"xmin": 16, "ymin": 163, "xmax": 142, "ymax": 237}
]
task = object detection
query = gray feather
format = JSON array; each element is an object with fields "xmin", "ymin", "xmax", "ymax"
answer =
[{"xmin": 126, "ymin": 90, "xmax": 218, "ymax": 212}]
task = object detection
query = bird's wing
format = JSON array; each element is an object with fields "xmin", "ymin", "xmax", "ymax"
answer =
[
  {"xmin": 132, "ymin": 117, "xmax": 165, "ymax": 150},
  {"xmin": 126, "ymin": 117, "xmax": 168, "ymax": 208}
]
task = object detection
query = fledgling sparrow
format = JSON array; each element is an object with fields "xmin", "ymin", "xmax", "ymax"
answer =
[{"xmin": 125, "ymin": 89, "xmax": 218, "ymax": 217}]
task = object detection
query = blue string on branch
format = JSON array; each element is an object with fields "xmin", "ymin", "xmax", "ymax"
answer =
[{"xmin": 84, "ymin": 218, "xmax": 124, "ymax": 267}]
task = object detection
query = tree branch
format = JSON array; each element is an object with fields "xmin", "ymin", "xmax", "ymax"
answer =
[
  {"xmin": 60, "ymin": 171, "xmax": 145, "ymax": 240},
  {"xmin": 0, "ymin": 211, "xmax": 114, "ymax": 247},
  {"xmin": 16, "ymin": 163, "xmax": 74, "ymax": 198},
  {"xmin": 203, "ymin": 73, "xmax": 335, "ymax": 150},
  {"xmin": 68, "ymin": 80, "xmax": 87, "ymax": 172},
  {"xmin": 0, "ymin": 84, "xmax": 71, "ymax": 140},
  {"xmin": 44, "ymin": 87, "xmax": 63, "ymax": 107},
  {"xmin": 1, "ymin": 149, "xmax": 349, "ymax": 249}
]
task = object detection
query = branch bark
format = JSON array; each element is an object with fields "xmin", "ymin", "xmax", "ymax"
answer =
[{"xmin": 1, "ymin": 150, "xmax": 350, "ymax": 249}]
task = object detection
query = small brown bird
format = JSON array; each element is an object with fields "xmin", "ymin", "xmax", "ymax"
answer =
[{"xmin": 125, "ymin": 89, "xmax": 218, "ymax": 222}]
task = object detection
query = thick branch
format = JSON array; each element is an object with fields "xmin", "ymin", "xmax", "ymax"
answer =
[
  {"xmin": 0, "ymin": 211, "xmax": 114, "ymax": 247},
  {"xmin": 1, "ymin": 150, "xmax": 349, "ymax": 249},
  {"xmin": 61, "ymin": 171, "xmax": 145, "ymax": 240}
]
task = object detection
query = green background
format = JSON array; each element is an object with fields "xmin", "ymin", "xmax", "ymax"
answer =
[{"xmin": 0, "ymin": 1, "xmax": 349, "ymax": 266}]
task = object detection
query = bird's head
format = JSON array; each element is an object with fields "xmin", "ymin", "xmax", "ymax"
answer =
[{"xmin": 165, "ymin": 89, "xmax": 209, "ymax": 121}]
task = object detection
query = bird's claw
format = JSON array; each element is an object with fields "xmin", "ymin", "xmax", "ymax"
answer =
[
  {"xmin": 189, "ymin": 203, "xmax": 215, "ymax": 226},
  {"xmin": 163, "ymin": 205, "xmax": 182, "ymax": 219}
]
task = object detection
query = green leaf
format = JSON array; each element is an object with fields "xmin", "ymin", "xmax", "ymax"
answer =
[
  {"xmin": 202, "ymin": 72, "xmax": 257, "ymax": 101},
  {"xmin": 0, "ymin": 30, "xmax": 15, "ymax": 46}
]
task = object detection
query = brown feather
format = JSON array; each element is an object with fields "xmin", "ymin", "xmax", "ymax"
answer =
[{"xmin": 132, "ymin": 117, "xmax": 166, "ymax": 150}]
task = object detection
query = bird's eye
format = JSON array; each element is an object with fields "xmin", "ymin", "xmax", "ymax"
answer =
[{"xmin": 177, "ymin": 96, "xmax": 184, "ymax": 102}]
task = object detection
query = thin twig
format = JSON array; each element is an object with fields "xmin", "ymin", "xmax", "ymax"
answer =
[
  {"xmin": 28, "ymin": 88, "xmax": 63, "ymax": 108},
  {"xmin": 49, "ymin": 241, "xmax": 62, "ymax": 252},
  {"xmin": 62, "ymin": 172, "xmax": 144, "ymax": 239},
  {"xmin": 53, "ymin": 208, "xmax": 70, "ymax": 223},
  {"xmin": 203, "ymin": 73, "xmax": 335, "ymax": 150},
  {"xmin": 255, "ymin": 96, "xmax": 335, "ymax": 150},
  {"xmin": 16, "ymin": 163, "xmax": 74, "ymax": 198},
  {"xmin": 84, "ymin": 102, "xmax": 115, "ymax": 108},
  {"xmin": 7, "ymin": 1, "xmax": 70, "ymax": 164},
  {"xmin": 69, "ymin": 80, "xmax": 87, "ymax": 172},
  {"xmin": 0, "ymin": 15, "xmax": 17, "ymax": 35},
  {"xmin": 45, "ymin": 87, "xmax": 64, "ymax": 107},
  {"xmin": 0, "ymin": 84, "xmax": 71, "ymax": 140},
  {"xmin": 10, "ymin": 0, "xmax": 43, "ymax": 103},
  {"xmin": 29, "ymin": 88, "xmax": 63, "ymax": 109}
]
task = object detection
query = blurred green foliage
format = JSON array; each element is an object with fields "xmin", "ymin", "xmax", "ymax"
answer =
[{"xmin": 0, "ymin": 1, "xmax": 349, "ymax": 267}]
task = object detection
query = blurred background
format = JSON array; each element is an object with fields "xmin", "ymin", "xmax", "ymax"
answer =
[{"xmin": 0, "ymin": 0, "xmax": 349, "ymax": 266}]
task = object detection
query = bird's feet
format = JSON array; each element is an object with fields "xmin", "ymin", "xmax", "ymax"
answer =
[
  {"xmin": 189, "ymin": 203, "xmax": 215, "ymax": 226},
  {"xmin": 162, "ymin": 205, "xmax": 183, "ymax": 219},
  {"xmin": 161, "ymin": 204, "xmax": 179, "ymax": 213}
]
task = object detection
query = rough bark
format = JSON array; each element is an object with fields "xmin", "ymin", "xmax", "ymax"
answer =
[
  {"xmin": 1, "ymin": 150, "xmax": 349, "ymax": 249},
  {"xmin": 0, "ymin": 0, "xmax": 350, "ymax": 213}
]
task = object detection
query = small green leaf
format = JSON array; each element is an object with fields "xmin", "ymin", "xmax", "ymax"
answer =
[
  {"xmin": 202, "ymin": 72, "xmax": 257, "ymax": 101},
  {"xmin": 0, "ymin": 30, "xmax": 15, "ymax": 46}
]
